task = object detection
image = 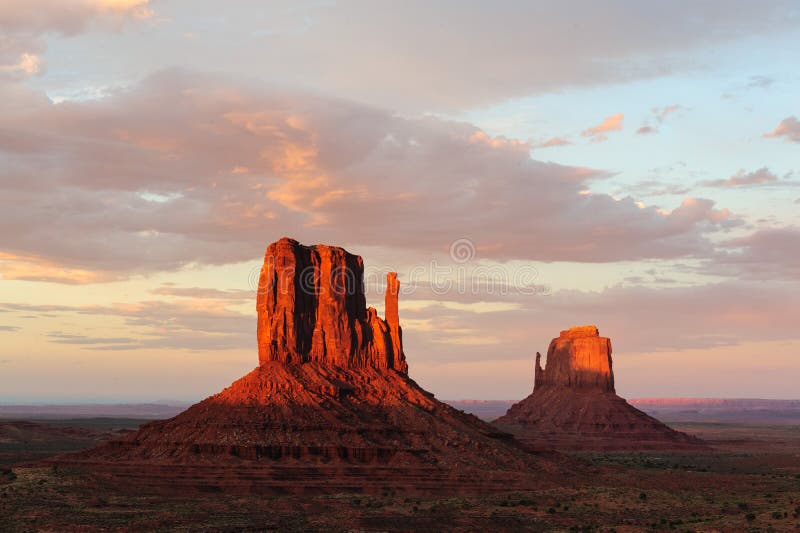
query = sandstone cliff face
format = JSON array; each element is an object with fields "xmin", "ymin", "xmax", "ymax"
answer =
[
  {"xmin": 534, "ymin": 325, "xmax": 614, "ymax": 393},
  {"xmin": 256, "ymin": 238, "xmax": 407, "ymax": 373},
  {"xmin": 59, "ymin": 238, "xmax": 555, "ymax": 495},
  {"xmin": 496, "ymin": 325, "xmax": 704, "ymax": 451}
]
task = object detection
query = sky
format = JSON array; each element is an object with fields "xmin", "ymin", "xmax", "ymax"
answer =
[{"xmin": 0, "ymin": 0, "xmax": 799, "ymax": 402}]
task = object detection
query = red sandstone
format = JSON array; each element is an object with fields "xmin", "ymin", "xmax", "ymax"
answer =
[
  {"xmin": 256, "ymin": 238, "xmax": 407, "ymax": 372},
  {"xmin": 496, "ymin": 325, "xmax": 704, "ymax": 451},
  {"xmin": 54, "ymin": 238, "xmax": 563, "ymax": 494}
]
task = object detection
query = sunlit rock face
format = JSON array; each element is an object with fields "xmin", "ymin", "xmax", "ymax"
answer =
[
  {"xmin": 496, "ymin": 325, "xmax": 704, "ymax": 451},
  {"xmin": 55, "ymin": 238, "xmax": 558, "ymax": 495},
  {"xmin": 534, "ymin": 325, "xmax": 614, "ymax": 393},
  {"xmin": 256, "ymin": 237, "xmax": 407, "ymax": 373}
]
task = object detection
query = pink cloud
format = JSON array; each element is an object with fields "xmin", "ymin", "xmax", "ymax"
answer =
[
  {"xmin": 123, "ymin": 2, "xmax": 800, "ymax": 111},
  {"xmin": 655, "ymin": 104, "xmax": 684, "ymax": 122},
  {"xmin": 0, "ymin": 71, "xmax": 736, "ymax": 282},
  {"xmin": 702, "ymin": 167, "xmax": 780, "ymax": 188},
  {"xmin": 763, "ymin": 116, "xmax": 800, "ymax": 143},
  {"xmin": 0, "ymin": 0, "xmax": 152, "ymax": 79},
  {"xmin": 714, "ymin": 227, "xmax": 800, "ymax": 280},
  {"xmin": 581, "ymin": 112, "xmax": 623, "ymax": 141},
  {"xmin": 535, "ymin": 136, "xmax": 572, "ymax": 148},
  {"xmin": 0, "ymin": 0, "xmax": 152, "ymax": 35},
  {"xmin": 636, "ymin": 104, "xmax": 686, "ymax": 135}
]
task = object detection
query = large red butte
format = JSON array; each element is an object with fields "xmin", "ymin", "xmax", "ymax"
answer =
[{"xmin": 55, "ymin": 238, "xmax": 562, "ymax": 495}]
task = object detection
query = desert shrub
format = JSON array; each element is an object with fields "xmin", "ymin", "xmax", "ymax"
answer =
[{"xmin": 746, "ymin": 513, "xmax": 756, "ymax": 521}]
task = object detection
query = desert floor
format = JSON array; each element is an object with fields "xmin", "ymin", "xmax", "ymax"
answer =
[{"xmin": 1, "ymin": 417, "xmax": 799, "ymax": 532}]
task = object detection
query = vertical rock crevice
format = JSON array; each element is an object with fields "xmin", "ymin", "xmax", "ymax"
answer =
[
  {"xmin": 535, "ymin": 325, "xmax": 615, "ymax": 393},
  {"xmin": 257, "ymin": 237, "xmax": 407, "ymax": 373}
]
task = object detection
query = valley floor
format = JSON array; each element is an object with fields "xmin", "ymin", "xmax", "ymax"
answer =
[{"xmin": 1, "ymin": 419, "xmax": 799, "ymax": 532}]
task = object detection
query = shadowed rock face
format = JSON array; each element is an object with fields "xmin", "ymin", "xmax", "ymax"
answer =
[
  {"xmin": 256, "ymin": 238, "xmax": 407, "ymax": 373},
  {"xmin": 496, "ymin": 325, "xmax": 704, "ymax": 451},
  {"xmin": 534, "ymin": 325, "xmax": 614, "ymax": 393}
]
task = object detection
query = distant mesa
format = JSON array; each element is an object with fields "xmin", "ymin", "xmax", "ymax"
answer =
[
  {"xmin": 494, "ymin": 325, "xmax": 705, "ymax": 451},
  {"xmin": 52, "ymin": 238, "xmax": 564, "ymax": 495}
]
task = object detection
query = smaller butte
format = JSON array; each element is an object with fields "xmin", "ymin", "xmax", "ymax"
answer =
[{"xmin": 494, "ymin": 325, "xmax": 705, "ymax": 451}]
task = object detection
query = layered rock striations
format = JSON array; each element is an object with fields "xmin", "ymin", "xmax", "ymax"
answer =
[
  {"xmin": 55, "ymin": 238, "xmax": 561, "ymax": 495},
  {"xmin": 496, "ymin": 326, "xmax": 704, "ymax": 451}
]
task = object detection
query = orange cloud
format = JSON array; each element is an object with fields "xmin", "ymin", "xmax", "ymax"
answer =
[
  {"xmin": 0, "ymin": 252, "xmax": 110, "ymax": 284},
  {"xmin": 581, "ymin": 113, "xmax": 623, "ymax": 141},
  {"xmin": 93, "ymin": 0, "xmax": 152, "ymax": 17}
]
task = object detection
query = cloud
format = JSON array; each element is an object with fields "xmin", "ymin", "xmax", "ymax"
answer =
[
  {"xmin": 0, "ymin": 51, "xmax": 40, "ymax": 76},
  {"xmin": 581, "ymin": 112, "xmax": 624, "ymax": 141},
  {"xmin": 0, "ymin": 252, "xmax": 111, "ymax": 284},
  {"xmin": 714, "ymin": 227, "xmax": 800, "ymax": 280},
  {"xmin": 5, "ymin": 275, "xmax": 799, "ymax": 360},
  {"xmin": 656, "ymin": 104, "xmax": 684, "ymax": 122},
  {"xmin": 0, "ymin": 70, "xmax": 739, "ymax": 283},
  {"xmin": 636, "ymin": 104, "xmax": 686, "ymax": 135},
  {"xmin": 0, "ymin": 0, "xmax": 152, "ymax": 79},
  {"xmin": 47, "ymin": 331, "xmax": 138, "ymax": 346},
  {"xmin": 540, "ymin": 282, "xmax": 800, "ymax": 353},
  {"xmin": 617, "ymin": 179, "xmax": 691, "ymax": 197},
  {"xmin": 0, "ymin": 0, "xmax": 152, "ymax": 35},
  {"xmin": 763, "ymin": 116, "xmax": 800, "ymax": 142},
  {"xmin": 702, "ymin": 167, "xmax": 779, "ymax": 188},
  {"xmin": 0, "ymin": 325, "xmax": 20, "ymax": 332},
  {"xmin": 151, "ymin": 286, "xmax": 253, "ymax": 300},
  {"xmin": 1, "ymin": 298, "xmax": 253, "ymax": 351},
  {"xmin": 391, "ymin": 279, "xmax": 800, "ymax": 367},
  {"xmin": 746, "ymin": 75, "xmax": 774, "ymax": 89},
  {"xmin": 74, "ymin": 0, "xmax": 795, "ymax": 111},
  {"xmin": 535, "ymin": 136, "xmax": 571, "ymax": 148}
]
